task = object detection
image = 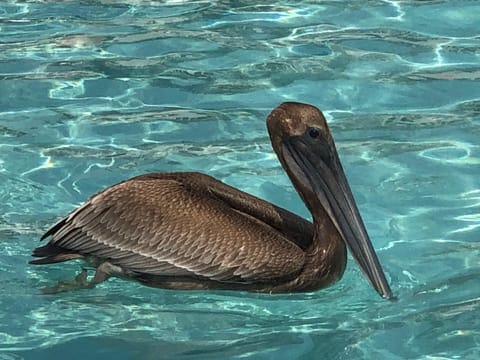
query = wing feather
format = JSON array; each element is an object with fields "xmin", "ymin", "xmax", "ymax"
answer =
[{"xmin": 36, "ymin": 174, "xmax": 307, "ymax": 283}]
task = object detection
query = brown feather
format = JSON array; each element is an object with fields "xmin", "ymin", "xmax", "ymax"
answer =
[{"xmin": 32, "ymin": 173, "xmax": 309, "ymax": 284}]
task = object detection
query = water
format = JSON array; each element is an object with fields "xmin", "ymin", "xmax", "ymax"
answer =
[{"xmin": 1, "ymin": 0, "xmax": 479, "ymax": 358}]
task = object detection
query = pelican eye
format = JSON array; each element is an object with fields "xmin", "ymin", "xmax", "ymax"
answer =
[{"xmin": 308, "ymin": 127, "xmax": 320, "ymax": 139}]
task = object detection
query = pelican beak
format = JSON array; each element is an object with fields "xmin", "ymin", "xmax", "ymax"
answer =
[{"xmin": 282, "ymin": 137, "xmax": 394, "ymax": 300}]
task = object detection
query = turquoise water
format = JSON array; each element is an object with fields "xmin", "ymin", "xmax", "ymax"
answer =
[{"xmin": 1, "ymin": 0, "xmax": 479, "ymax": 358}]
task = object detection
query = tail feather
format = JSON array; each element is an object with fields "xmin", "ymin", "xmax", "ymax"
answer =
[
  {"xmin": 31, "ymin": 215, "xmax": 81, "ymax": 265},
  {"xmin": 30, "ymin": 243, "xmax": 83, "ymax": 265}
]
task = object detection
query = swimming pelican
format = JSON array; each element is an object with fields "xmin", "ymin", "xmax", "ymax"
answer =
[{"xmin": 31, "ymin": 102, "xmax": 394, "ymax": 299}]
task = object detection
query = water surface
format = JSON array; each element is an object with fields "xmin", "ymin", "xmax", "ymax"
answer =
[{"xmin": 1, "ymin": 1, "xmax": 479, "ymax": 359}]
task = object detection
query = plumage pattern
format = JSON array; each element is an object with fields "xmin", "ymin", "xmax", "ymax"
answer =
[{"xmin": 33, "ymin": 173, "xmax": 311, "ymax": 285}]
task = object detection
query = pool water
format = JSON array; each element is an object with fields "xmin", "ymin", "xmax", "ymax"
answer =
[{"xmin": 1, "ymin": 1, "xmax": 479, "ymax": 359}]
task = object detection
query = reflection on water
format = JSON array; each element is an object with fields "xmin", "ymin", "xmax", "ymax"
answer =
[{"xmin": 0, "ymin": 1, "xmax": 479, "ymax": 359}]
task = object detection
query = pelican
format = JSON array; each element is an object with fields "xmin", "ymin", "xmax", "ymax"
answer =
[{"xmin": 30, "ymin": 102, "xmax": 394, "ymax": 299}]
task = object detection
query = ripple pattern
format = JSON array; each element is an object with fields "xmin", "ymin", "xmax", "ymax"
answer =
[{"xmin": 0, "ymin": 1, "xmax": 479, "ymax": 359}]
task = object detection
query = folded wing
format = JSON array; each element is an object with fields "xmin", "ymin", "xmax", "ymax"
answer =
[{"xmin": 32, "ymin": 174, "xmax": 307, "ymax": 284}]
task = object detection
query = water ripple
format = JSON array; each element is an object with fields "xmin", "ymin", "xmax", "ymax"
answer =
[{"xmin": 1, "ymin": 1, "xmax": 479, "ymax": 359}]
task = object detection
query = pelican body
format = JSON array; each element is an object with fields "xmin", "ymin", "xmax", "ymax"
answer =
[{"xmin": 31, "ymin": 102, "xmax": 394, "ymax": 299}]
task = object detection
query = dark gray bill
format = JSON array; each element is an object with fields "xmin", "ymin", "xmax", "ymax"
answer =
[{"xmin": 283, "ymin": 137, "xmax": 394, "ymax": 300}]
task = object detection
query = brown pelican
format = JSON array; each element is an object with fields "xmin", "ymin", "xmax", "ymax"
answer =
[{"xmin": 31, "ymin": 102, "xmax": 394, "ymax": 299}]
